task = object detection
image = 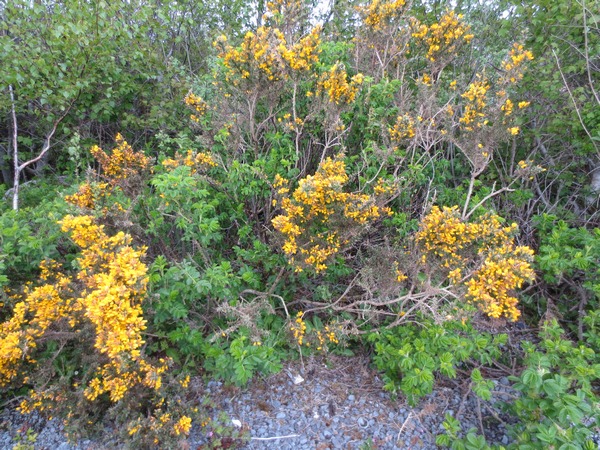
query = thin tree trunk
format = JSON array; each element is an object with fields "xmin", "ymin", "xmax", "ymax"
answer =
[
  {"xmin": 9, "ymin": 84, "xmax": 73, "ymax": 210},
  {"xmin": 9, "ymin": 84, "xmax": 19, "ymax": 210}
]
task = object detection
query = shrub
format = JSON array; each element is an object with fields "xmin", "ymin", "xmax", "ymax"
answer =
[
  {"xmin": 368, "ymin": 318, "xmax": 504, "ymax": 405},
  {"xmin": 437, "ymin": 320, "xmax": 600, "ymax": 450}
]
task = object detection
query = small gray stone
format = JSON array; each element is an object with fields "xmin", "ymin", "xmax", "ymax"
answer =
[{"xmin": 276, "ymin": 412, "xmax": 286, "ymax": 419}]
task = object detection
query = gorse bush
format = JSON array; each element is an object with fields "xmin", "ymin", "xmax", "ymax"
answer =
[
  {"xmin": 4, "ymin": 0, "xmax": 592, "ymax": 447},
  {"xmin": 0, "ymin": 137, "xmax": 211, "ymax": 447}
]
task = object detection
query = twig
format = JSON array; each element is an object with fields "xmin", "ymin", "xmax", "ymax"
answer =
[
  {"xmin": 476, "ymin": 397, "xmax": 486, "ymax": 440},
  {"xmin": 483, "ymin": 402, "xmax": 509, "ymax": 426},
  {"xmin": 464, "ymin": 185, "xmax": 515, "ymax": 220},
  {"xmin": 250, "ymin": 433, "xmax": 300, "ymax": 441},
  {"xmin": 581, "ymin": 0, "xmax": 600, "ymax": 106},
  {"xmin": 396, "ymin": 411, "xmax": 413, "ymax": 442},
  {"xmin": 456, "ymin": 380, "xmax": 473, "ymax": 419},
  {"xmin": 552, "ymin": 48, "xmax": 600, "ymax": 158}
]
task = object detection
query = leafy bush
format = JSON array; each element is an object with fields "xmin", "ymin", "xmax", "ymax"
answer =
[
  {"xmin": 535, "ymin": 215, "xmax": 600, "ymax": 335},
  {"xmin": 437, "ymin": 320, "xmax": 600, "ymax": 450},
  {"xmin": 203, "ymin": 331, "xmax": 284, "ymax": 386},
  {"xmin": 0, "ymin": 195, "xmax": 69, "ymax": 290},
  {"xmin": 368, "ymin": 318, "xmax": 505, "ymax": 405}
]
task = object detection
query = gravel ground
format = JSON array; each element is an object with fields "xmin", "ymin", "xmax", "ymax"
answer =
[{"xmin": 0, "ymin": 355, "xmax": 512, "ymax": 449}]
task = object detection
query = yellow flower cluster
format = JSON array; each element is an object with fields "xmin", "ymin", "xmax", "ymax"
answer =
[
  {"xmin": 272, "ymin": 155, "xmax": 390, "ymax": 272},
  {"xmin": 316, "ymin": 325, "xmax": 339, "ymax": 350},
  {"xmin": 216, "ymin": 24, "xmax": 321, "ymax": 84},
  {"xmin": 415, "ymin": 206, "xmax": 535, "ymax": 320},
  {"xmin": 465, "ymin": 246, "xmax": 535, "ymax": 321},
  {"xmin": 501, "ymin": 43, "xmax": 534, "ymax": 83},
  {"xmin": 317, "ymin": 63, "xmax": 364, "ymax": 105},
  {"xmin": 65, "ymin": 182, "xmax": 110, "ymax": 210},
  {"xmin": 459, "ymin": 77, "xmax": 490, "ymax": 129},
  {"xmin": 90, "ymin": 133, "xmax": 151, "ymax": 183},
  {"xmin": 173, "ymin": 415, "xmax": 192, "ymax": 436},
  {"xmin": 1, "ymin": 212, "xmax": 168, "ymax": 415},
  {"xmin": 389, "ymin": 113, "xmax": 416, "ymax": 141},
  {"xmin": 358, "ymin": 0, "xmax": 407, "ymax": 31},
  {"xmin": 290, "ymin": 311, "xmax": 307, "ymax": 346},
  {"xmin": 411, "ymin": 11, "xmax": 474, "ymax": 63},
  {"xmin": 84, "ymin": 358, "xmax": 168, "ymax": 403},
  {"xmin": 0, "ymin": 282, "xmax": 70, "ymax": 386},
  {"xmin": 278, "ymin": 26, "xmax": 321, "ymax": 72},
  {"xmin": 502, "ymin": 98, "xmax": 514, "ymax": 116},
  {"xmin": 416, "ymin": 206, "xmax": 478, "ymax": 268},
  {"xmin": 60, "ymin": 215, "xmax": 148, "ymax": 361},
  {"xmin": 127, "ymin": 409, "xmax": 193, "ymax": 440},
  {"xmin": 393, "ymin": 261, "xmax": 408, "ymax": 282},
  {"xmin": 161, "ymin": 149, "xmax": 218, "ymax": 173},
  {"xmin": 184, "ymin": 92, "xmax": 208, "ymax": 122},
  {"xmin": 290, "ymin": 312, "xmax": 339, "ymax": 351},
  {"xmin": 65, "ymin": 135, "xmax": 151, "ymax": 214}
]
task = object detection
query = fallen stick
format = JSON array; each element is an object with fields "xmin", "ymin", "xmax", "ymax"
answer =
[{"xmin": 250, "ymin": 434, "xmax": 300, "ymax": 441}]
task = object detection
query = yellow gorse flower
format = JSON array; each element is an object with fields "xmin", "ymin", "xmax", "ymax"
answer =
[
  {"xmin": 416, "ymin": 206, "xmax": 535, "ymax": 321},
  {"xmin": 459, "ymin": 77, "xmax": 490, "ymax": 128},
  {"xmin": 273, "ymin": 155, "xmax": 390, "ymax": 272},
  {"xmin": 173, "ymin": 416, "xmax": 192, "ymax": 436},
  {"xmin": 317, "ymin": 63, "xmax": 364, "ymax": 105},
  {"xmin": 2, "ymin": 213, "xmax": 168, "ymax": 412},
  {"xmin": 410, "ymin": 10, "xmax": 474, "ymax": 62},
  {"xmin": 359, "ymin": 0, "xmax": 407, "ymax": 32},
  {"xmin": 161, "ymin": 149, "xmax": 218, "ymax": 173},
  {"xmin": 216, "ymin": 24, "xmax": 321, "ymax": 85},
  {"xmin": 389, "ymin": 113, "xmax": 416, "ymax": 141},
  {"xmin": 90, "ymin": 133, "xmax": 151, "ymax": 183},
  {"xmin": 184, "ymin": 92, "xmax": 208, "ymax": 122}
]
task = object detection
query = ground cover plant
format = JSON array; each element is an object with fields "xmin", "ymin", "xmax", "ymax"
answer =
[{"xmin": 1, "ymin": 0, "xmax": 599, "ymax": 448}]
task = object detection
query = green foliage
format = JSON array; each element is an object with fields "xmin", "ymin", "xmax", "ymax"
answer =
[
  {"xmin": 368, "ymin": 319, "xmax": 506, "ymax": 405},
  {"xmin": 436, "ymin": 413, "xmax": 497, "ymax": 450},
  {"xmin": 0, "ymin": 194, "xmax": 69, "ymax": 289},
  {"xmin": 144, "ymin": 165, "xmax": 221, "ymax": 258},
  {"xmin": 508, "ymin": 321, "xmax": 600, "ymax": 449},
  {"xmin": 0, "ymin": 0, "xmax": 192, "ymax": 185},
  {"xmin": 536, "ymin": 215, "xmax": 600, "ymax": 296},
  {"xmin": 437, "ymin": 320, "xmax": 600, "ymax": 450},
  {"xmin": 147, "ymin": 257, "xmax": 208, "ymax": 362},
  {"xmin": 12, "ymin": 428, "xmax": 38, "ymax": 450},
  {"xmin": 535, "ymin": 214, "xmax": 600, "ymax": 331},
  {"xmin": 203, "ymin": 332, "xmax": 284, "ymax": 386}
]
